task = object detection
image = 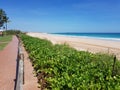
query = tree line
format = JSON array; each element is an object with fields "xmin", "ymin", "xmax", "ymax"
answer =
[{"xmin": 3, "ymin": 30, "xmax": 22, "ymax": 35}]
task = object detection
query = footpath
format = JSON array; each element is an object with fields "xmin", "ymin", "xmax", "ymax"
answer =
[
  {"xmin": 0, "ymin": 36, "xmax": 18, "ymax": 90},
  {"xmin": 0, "ymin": 35, "xmax": 39, "ymax": 90}
]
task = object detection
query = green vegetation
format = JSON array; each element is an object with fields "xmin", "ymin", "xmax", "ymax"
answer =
[
  {"xmin": 20, "ymin": 34, "xmax": 120, "ymax": 90},
  {"xmin": 0, "ymin": 35, "xmax": 12, "ymax": 50},
  {"xmin": 3, "ymin": 30, "xmax": 22, "ymax": 35}
]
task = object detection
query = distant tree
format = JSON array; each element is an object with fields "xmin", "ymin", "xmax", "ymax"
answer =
[
  {"xmin": 0, "ymin": 9, "xmax": 5, "ymax": 27},
  {"xmin": 2, "ymin": 15, "xmax": 9, "ymax": 30},
  {"xmin": 0, "ymin": 9, "xmax": 9, "ymax": 30}
]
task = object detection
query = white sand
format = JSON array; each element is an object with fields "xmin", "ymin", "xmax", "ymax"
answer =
[{"xmin": 27, "ymin": 32, "xmax": 120, "ymax": 59}]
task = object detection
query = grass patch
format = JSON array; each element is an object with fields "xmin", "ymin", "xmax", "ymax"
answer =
[
  {"xmin": 0, "ymin": 35, "xmax": 12, "ymax": 50},
  {"xmin": 0, "ymin": 35, "xmax": 12, "ymax": 42}
]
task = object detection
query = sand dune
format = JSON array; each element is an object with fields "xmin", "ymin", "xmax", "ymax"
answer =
[{"xmin": 27, "ymin": 32, "xmax": 120, "ymax": 59}]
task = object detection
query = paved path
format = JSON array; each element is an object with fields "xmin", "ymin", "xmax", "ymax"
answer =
[{"xmin": 0, "ymin": 36, "xmax": 18, "ymax": 90}]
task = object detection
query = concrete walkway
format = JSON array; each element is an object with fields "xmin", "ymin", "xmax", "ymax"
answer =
[
  {"xmin": 0, "ymin": 35, "xmax": 39, "ymax": 90},
  {"xmin": 0, "ymin": 36, "xmax": 18, "ymax": 90}
]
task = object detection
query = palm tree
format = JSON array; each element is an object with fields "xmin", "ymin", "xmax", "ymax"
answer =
[
  {"xmin": 0, "ymin": 9, "xmax": 9, "ymax": 30},
  {"xmin": 0, "ymin": 9, "xmax": 4, "ymax": 27},
  {"xmin": 0, "ymin": 9, "xmax": 5, "ymax": 27},
  {"xmin": 3, "ymin": 15, "xmax": 9, "ymax": 31}
]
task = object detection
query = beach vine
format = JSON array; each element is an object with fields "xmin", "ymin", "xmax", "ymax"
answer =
[{"xmin": 20, "ymin": 34, "xmax": 120, "ymax": 90}]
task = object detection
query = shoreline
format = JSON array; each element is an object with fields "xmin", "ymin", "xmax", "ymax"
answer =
[
  {"xmin": 51, "ymin": 33, "xmax": 120, "ymax": 42},
  {"xmin": 27, "ymin": 32, "xmax": 120, "ymax": 59}
]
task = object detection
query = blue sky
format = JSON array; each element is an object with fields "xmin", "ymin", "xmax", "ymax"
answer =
[{"xmin": 0, "ymin": 0, "xmax": 120, "ymax": 33}]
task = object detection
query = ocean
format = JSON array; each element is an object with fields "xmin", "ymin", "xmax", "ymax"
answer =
[{"xmin": 52, "ymin": 33, "xmax": 120, "ymax": 41}]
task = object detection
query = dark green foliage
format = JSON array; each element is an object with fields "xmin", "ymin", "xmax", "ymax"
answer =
[
  {"xmin": 3, "ymin": 30, "xmax": 22, "ymax": 35},
  {"xmin": 0, "ymin": 9, "xmax": 8, "ymax": 28},
  {"xmin": 20, "ymin": 34, "xmax": 120, "ymax": 90}
]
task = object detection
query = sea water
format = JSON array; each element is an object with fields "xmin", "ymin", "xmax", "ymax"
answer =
[{"xmin": 52, "ymin": 33, "xmax": 120, "ymax": 41}]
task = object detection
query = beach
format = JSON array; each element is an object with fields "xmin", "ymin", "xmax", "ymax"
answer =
[{"xmin": 27, "ymin": 32, "xmax": 120, "ymax": 59}]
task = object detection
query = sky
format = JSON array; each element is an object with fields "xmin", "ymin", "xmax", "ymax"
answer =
[{"xmin": 0, "ymin": 0, "xmax": 120, "ymax": 33}]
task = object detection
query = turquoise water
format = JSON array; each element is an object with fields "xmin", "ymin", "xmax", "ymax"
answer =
[{"xmin": 52, "ymin": 33, "xmax": 120, "ymax": 41}]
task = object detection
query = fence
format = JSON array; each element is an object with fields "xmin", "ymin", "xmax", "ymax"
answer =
[
  {"xmin": 69, "ymin": 41, "xmax": 120, "ymax": 59},
  {"xmin": 15, "ymin": 35, "xmax": 24, "ymax": 90}
]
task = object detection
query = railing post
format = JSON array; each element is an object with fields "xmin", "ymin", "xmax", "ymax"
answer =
[
  {"xmin": 108, "ymin": 48, "xmax": 109, "ymax": 54},
  {"xmin": 112, "ymin": 55, "xmax": 116, "ymax": 77}
]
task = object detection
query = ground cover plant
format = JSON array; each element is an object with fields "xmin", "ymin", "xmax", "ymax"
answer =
[{"xmin": 20, "ymin": 34, "xmax": 120, "ymax": 90}]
